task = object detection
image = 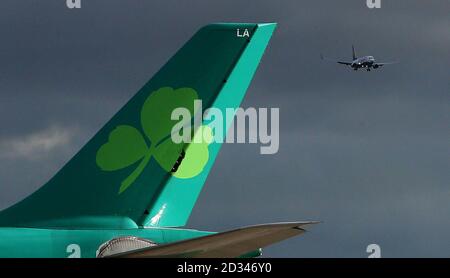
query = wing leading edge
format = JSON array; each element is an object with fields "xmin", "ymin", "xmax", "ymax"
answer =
[
  {"xmin": 109, "ymin": 221, "xmax": 319, "ymax": 258},
  {"xmin": 373, "ymin": 61, "xmax": 398, "ymax": 67},
  {"xmin": 337, "ymin": 61, "xmax": 353, "ymax": 65},
  {"xmin": 321, "ymin": 54, "xmax": 352, "ymax": 65}
]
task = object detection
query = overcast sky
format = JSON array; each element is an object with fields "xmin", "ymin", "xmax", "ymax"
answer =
[{"xmin": 0, "ymin": 0, "xmax": 448, "ymax": 257}]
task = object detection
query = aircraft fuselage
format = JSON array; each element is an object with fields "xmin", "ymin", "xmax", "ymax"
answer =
[
  {"xmin": 351, "ymin": 56, "xmax": 379, "ymax": 70},
  {"xmin": 0, "ymin": 227, "xmax": 212, "ymax": 258}
]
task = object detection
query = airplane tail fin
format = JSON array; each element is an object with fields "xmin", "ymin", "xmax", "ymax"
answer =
[
  {"xmin": 352, "ymin": 45, "xmax": 357, "ymax": 60},
  {"xmin": 0, "ymin": 23, "xmax": 276, "ymax": 229}
]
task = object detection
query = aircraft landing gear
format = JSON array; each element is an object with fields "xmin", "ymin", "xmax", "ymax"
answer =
[
  {"xmin": 366, "ymin": 68, "xmax": 371, "ymax": 72},
  {"xmin": 353, "ymin": 68, "xmax": 358, "ymax": 71}
]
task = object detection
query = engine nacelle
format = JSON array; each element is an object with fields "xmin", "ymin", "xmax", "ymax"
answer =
[{"xmin": 96, "ymin": 236, "xmax": 157, "ymax": 258}]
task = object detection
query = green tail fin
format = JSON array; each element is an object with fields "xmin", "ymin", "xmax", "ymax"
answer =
[{"xmin": 0, "ymin": 23, "xmax": 276, "ymax": 229}]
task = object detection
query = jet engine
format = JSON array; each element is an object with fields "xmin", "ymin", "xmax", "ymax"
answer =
[{"xmin": 96, "ymin": 236, "xmax": 157, "ymax": 258}]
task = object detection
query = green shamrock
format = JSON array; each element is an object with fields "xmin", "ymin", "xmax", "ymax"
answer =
[
  {"xmin": 96, "ymin": 87, "xmax": 212, "ymax": 194},
  {"xmin": 174, "ymin": 125, "xmax": 213, "ymax": 179}
]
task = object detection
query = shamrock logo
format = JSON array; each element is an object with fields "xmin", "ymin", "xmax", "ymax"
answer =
[{"xmin": 96, "ymin": 87, "xmax": 212, "ymax": 194}]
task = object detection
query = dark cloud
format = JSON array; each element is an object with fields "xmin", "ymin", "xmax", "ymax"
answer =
[{"xmin": 0, "ymin": 0, "xmax": 448, "ymax": 257}]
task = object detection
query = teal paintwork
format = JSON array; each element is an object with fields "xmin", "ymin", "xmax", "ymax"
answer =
[{"xmin": 0, "ymin": 227, "xmax": 212, "ymax": 258}]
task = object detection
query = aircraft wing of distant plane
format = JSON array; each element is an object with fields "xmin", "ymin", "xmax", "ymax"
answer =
[
  {"xmin": 337, "ymin": 61, "xmax": 353, "ymax": 65},
  {"xmin": 373, "ymin": 61, "xmax": 398, "ymax": 67},
  {"xmin": 109, "ymin": 222, "xmax": 318, "ymax": 258},
  {"xmin": 320, "ymin": 54, "xmax": 352, "ymax": 65}
]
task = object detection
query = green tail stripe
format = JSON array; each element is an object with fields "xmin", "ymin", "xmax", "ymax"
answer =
[{"xmin": 142, "ymin": 23, "xmax": 276, "ymax": 227}]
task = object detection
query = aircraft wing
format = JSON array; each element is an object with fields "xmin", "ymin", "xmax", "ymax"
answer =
[
  {"xmin": 320, "ymin": 54, "xmax": 352, "ymax": 65},
  {"xmin": 108, "ymin": 221, "xmax": 318, "ymax": 258},
  {"xmin": 373, "ymin": 61, "xmax": 398, "ymax": 67},
  {"xmin": 337, "ymin": 61, "xmax": 353, "ymax": 65}
]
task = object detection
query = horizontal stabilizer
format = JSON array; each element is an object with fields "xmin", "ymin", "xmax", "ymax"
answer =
[{"xmin": 109, "ymin": 221, "xmax": 318, "ymax": 258}]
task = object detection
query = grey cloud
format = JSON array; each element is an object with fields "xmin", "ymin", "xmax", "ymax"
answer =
[{"xmin": 0, "ymin": 125, "xmax": 79, "ymax": 160}]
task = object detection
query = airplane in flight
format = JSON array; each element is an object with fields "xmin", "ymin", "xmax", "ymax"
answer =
[
  {"xmin": 0, "ymin": 23, "xmax": 317, "ymax": 258},
  {"xmin": 321, "ymin": 45, "xmax": 396, "ymax": 71}
]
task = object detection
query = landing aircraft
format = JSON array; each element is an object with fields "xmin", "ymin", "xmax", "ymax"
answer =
[
  {"xmin": 0, "ymin": 23, "xmax": 317, "ymax": 258},
  {"xmin": 321, "ymin": 45, "xmax": 396, "ymax": 71}
]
